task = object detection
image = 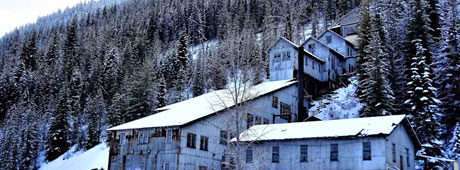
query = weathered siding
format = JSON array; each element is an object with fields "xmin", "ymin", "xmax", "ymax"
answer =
[
  {"xmin": 241, "ymin": 137, "xmax": 388, "ymax": 170},
  {"xmin": 269, "ymin": 40, "xmax": 298, "ymax": 81},
  {"xmin": 384, "ymin": 126, "xmax": 416, "ymax": 170},
  {"xmin": 110, "ymin": 84, "xmax": 305, "ymax": 170}
]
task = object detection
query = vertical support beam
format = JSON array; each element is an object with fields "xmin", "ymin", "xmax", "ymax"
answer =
[{"xmin": 297, "ymin": 46, "xmax": 306, "ymax": 122}]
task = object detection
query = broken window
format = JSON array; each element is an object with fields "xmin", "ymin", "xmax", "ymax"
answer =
[
  {"xmin": 186, "ymin": 133, "xmax": 196, "ymax": 148},
  {"xmin": 200, "ymin": 136, "xmax": 208, "ymax": 151}
]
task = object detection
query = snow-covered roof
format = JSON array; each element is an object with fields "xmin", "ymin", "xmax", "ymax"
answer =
[
  {"xmin": 236, "ymin": 115, "xmax": 419, "ymax": 144},
  {"xmin": 345, "ymin": 34, "xmax": 360, "ymax": 47},
  {"xmin": 272, "ymin": 37, "xmax": 325, "ymax": 63},
  {"xmin": 302, "ymin": 37, "xmax": 348, "ymax": 60},
  {"xmin": 108, "ymin": 80, "xmax": 297, "ymax": 131}
]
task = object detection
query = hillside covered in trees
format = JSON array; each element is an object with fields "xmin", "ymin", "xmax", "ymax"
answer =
[
  {"xmin": 0, "ymin": 0, "xmax": 361, "ymax": 169},
  {"xmin": 0, "ymin": 0, "xmax": 459, "ymax": 169}
]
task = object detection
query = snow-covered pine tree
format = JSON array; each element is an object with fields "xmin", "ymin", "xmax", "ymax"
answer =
[
  {"xmin": 405, "ymin": 40, "xmax": 445, "ymax": 168},
  {"xmin": 361, "ymin": 29, "xmax": 395, "ymax": 117},
  {"xmin": 438, "ymin": 7, "xmax": 460, "ymax": 125},
  {"xmin": 46, "ymin": 93, "xmax": 70, "ymax": 161},
  {"xmin": 356, "ymin": 0, "xmax": 371, "ymax": 102},
  {"xmin": 85, "ymin": 90, "xmax": 105, "ymax": 150},
  {"xmin": 172, "ymin": 32, "xmax": 191, "ymax": 102}
]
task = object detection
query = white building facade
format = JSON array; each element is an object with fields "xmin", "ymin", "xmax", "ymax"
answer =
[
  {"xmin": 107, "ymin": 80, "xmax": 308, "ymax": 170},
  {"xmin": 237, "ymin": 115, "xmax": 421, "ymax": 170}
]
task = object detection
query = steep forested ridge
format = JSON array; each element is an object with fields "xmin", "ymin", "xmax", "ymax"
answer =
[{"xmin": 0, "ymin": 0, "xmax": 360, "ymax": 168}]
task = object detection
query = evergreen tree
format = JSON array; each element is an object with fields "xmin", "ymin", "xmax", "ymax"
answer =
[
  {"xmin": 361, "ymin": 30, "xmax": 395, "ymax": 117},
  {"xmin": 405, "ymin": 41, "xmax": 444, "ymax": 164},
  {"xmin": 439, "ymin": 15, "xmax": 460, "ymax": 121},
  {"xmin": 85, "ymin": 90, "xmax": 105, "ymax": 149},
  {"xmin": 46, "ymin": 94, "xmax": 70, "ymax": 161},
  {"xmin": 356, "ymin": 0, "xmax": 371, "ymax": 101}
]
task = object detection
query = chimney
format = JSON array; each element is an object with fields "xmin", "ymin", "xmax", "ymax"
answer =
[{"xmin": 297, "ymin": 46, "xmax": 306, "ymax": 122}]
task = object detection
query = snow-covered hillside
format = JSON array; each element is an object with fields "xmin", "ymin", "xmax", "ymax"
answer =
[
  {"xmin": 40, "ymin": 143, "xmax": 109, "ymax": 170},
  {"xmin": 309, "ymin": 77, "xmax": 363, "ymax": 120}
]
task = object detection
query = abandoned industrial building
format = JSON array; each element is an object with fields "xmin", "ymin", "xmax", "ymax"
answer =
[{"xmin": 104, "ymin": 9, "xmax": 421, "ymax": 170}]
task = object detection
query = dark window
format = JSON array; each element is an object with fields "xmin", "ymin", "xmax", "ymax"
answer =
[
  {"xmin": 246, "ymin": 113, "xmax": 254, "ymax": 129},
  {"xmin": 305, "ymin": 57, "xmax": 308, "ymax": 66},
  {"xmin": 308, "ymin": 44, "xmax": 315, "ymax": 52},
  {"xmin": 172, "ymin": 129, "xmax": 180, "ymax": 141},
  {"xmin": 347, "ymin": 47, "xmax": 353, "ymax": 57},
  {"xmin": 255, "ymin": 116, "xmax": 262, "ymax": 125},
  {"xmin": 263, "ymin": 118, "xmax": 270, "ymax": 124},
  {"xmin": 280, "ymin": 102, "xmax": 291, "ymax": 115},
  {"xmin": 200, "ymin": 136, "xmax": 208, "ymax": 151},
  {"xmin": 220, "ymin": 130, "xmax": 228, "ymax": 145},
  {"xmin": 272, "ymin": 146, "xmax": 280, "ymax": 163},
  {"xmin": 363, "ymin": 142, "xmax": 371, "ymax": 160},
  {"xmin": 272, "ymin": 96, "xmax": 278, "ymax": 108},
  {"xmin": 186, "ymin": 133, "xmax": 196, "ymax": 148},
  {"xmin": 330, "ymin": 144, "xmax": 338, "ymax": 161},
  {"xmin": 392, "ymin": 143, "xmax": 396, "ymax": 163},
  {"xmin": 300, "ymin": 145, "xmax": 308, "ymax": 162},
  {"xmin": 406, "ymin": 148, "xmax": 410, "ymax": 167},
  {"xmin": 326, "ymin": 35, "xmax": 332, "ymax": 44},
  {"xmin": 153, "ymin": 128, "xmax": 166, "ymax": 137},
  {"xmin": 312, "ymin": 61, "xmax": 315, "ymax": 69},
  {"xmin": 246, "ymin": 147, "xmax": 253, "ymax": 163},
  {"xmin": 199, "ymin": 166, "xmax": 207, "ymax": 170}
]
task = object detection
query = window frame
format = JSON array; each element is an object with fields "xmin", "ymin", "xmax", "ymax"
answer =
[
  {"xmin": 330, "ymin": 143, "xmax": 338, "ymax": 161},
  {"xmin": 246, "ymin": 147, "xmax": 253, "ymax": 163},
  {"xmin": 220, "ymin": 130, "xmax": 228, "ymax": 145},
  {"xmin": 246, "ymin": 113, "xmax": 254, "ymax": 129},
  {"xmin": 186, "ymin": 133, "xmax": 197, "ymax": 148},
  {"xmin": 200, "ymin": 136, "xmax": 209, "ymax": 151},
  {"xmin": 280, "ymin": 102, "xmax": 291, "ymax": 116},
  {"xmin": 362, "ymin": 142, "xmax": 371, "ymax": 160},
  {"xmin": 326, "ymin": 35, "xmax": 332, "ymax": 44},
  {"xmin": 392, "ymin": 143, "xmax": 396, "ymax": 163},
  {"xmin": 406, "ymin": 148, "xmax": 410, "ymax": 167},
  {"xmin": 272, "ymin": 146, "xmax": 280, "ymax": 163},
  {"xmin": 300, "ymin": 145, "xmax": 308, "ymax": 163},
  {"xmin": 272, "ymin": 96, "xmax": 279, "ymax": 108}
]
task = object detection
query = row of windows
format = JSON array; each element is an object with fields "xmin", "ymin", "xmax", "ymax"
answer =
[
  {"xmin": 304, "ymin": 57, "xmax": 323, "ymax": 72},
  {"xmin": 119, "ymin": 128, "xmax": 180, "ymax": 145},
  {"xmin": 246, "ymin": 142, "xmax": 374, "ymax": 164},
  {"xmin": 273, "ymin": 51, "xmax": 291, "ymax": 63},
  {"xmin": 246, "ymin": 113, "xmax": 270, "ymax": 129},
  {"xmin": 271, "ymin": 96, "xmax": 292, "ymax": 116},
  {"xmin": 186, "ymin": 133, "xmax": 208, "ymax": 151}
]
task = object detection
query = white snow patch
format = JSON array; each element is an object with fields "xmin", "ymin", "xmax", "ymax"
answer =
[
  {"xmin": 309, "ymin": 77, "xmax": 363, "ymax": 120},
  {"xmin": 190, "ymin": 40, "xmax": 218, "ymax": 60},
  {"xmin": 40, "ymin": 143, "xmax": 109, "ymax": 170},
  {"xmin": 236, "ymin": 115, "xmax": 406, "ymax": 142}
]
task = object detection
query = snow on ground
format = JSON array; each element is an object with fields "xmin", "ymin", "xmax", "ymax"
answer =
[
  {"xmin": 40, "ymin": 143, "xmax": 109, "ymax": 170},
  {"xmin": 309, "ymin": 77, "xmax": 363, "ymax": 120}
]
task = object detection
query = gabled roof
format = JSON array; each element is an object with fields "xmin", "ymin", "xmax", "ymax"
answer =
[
  {"xmin": 108, "ymin": 80, "xmax": 297, "ymax": 131},
  {"xmin": 302, "ymin": 37, "xmax": 347, "ymax": 60},
  {"xmin": 334, "ymin": 8, "xmax": 360, "ymax": 27},
  {"xmin": 269, "ymin": 37, "xmax": 325, "ymax": 63},
  {"xmin": 236, "ymin": 115, "xmax": 421, "ymax": 148},
  {"xmin": 318, "ymin": 29, "xmax": 357, "ymax": 50}
]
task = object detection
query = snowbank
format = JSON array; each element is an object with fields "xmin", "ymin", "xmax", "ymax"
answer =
[
  {"xmin": 309, "ymin": 77, "xmax": 363, "ymax": 120},
  {"xmin": 40, "ymin": 143, "xmax": 109, "ymax": 170}
]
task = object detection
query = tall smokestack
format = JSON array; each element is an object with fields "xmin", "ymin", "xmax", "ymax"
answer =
[{"xmin": 297, "ymin": 46, "xmax": 306, "ymax": 122}]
